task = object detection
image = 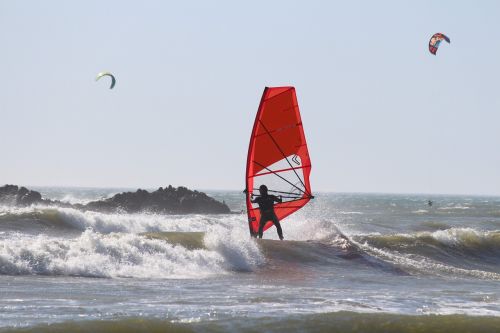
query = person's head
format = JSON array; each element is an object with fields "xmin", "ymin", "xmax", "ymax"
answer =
[{"xmin": 259, "ymin": 185, "xmax": 268, "ymax": 196}]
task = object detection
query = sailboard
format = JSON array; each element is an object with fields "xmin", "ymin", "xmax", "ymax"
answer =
[{"xmin": 245, "ymin": 87, "xmax": 313, "ymax": 237}]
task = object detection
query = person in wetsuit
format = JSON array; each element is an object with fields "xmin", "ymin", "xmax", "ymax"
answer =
[{"xmin": 251, "ymin": 185, "xmax": 284, "ymax": 240}]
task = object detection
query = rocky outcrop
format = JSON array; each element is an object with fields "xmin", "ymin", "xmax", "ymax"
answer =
[
  {"xmin": 0, "ymin": 185, "xmax": 43, "ymax": 206},
  {"xmin": 83, "ymin": 185, "xmax": 230, "ymax": 214},
  {"xmin": 0, "ymin": 184, "xmax": 230, "ymax": 214}
]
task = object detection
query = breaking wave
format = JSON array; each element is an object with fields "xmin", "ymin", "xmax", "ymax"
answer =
[
  {"xmin": 2, "ymin": 205, "xmax": 500, "ymax": 281},
  {"xmin": 353, "ymin": 227, "xmax": 500, "ymax": 279},
  {"xmin": 0, "ymin": 205, "xmax": 238, "ymax": 234},
  {"xmin": 359, "ymin": 228, "xmax": 500, "ymax": 258},
  {"xmin": 0, "ymin": 229, "xmax": 263, "ymax": 278}
]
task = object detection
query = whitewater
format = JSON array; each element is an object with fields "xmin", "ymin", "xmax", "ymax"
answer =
[{"xmin": 1, "ymin": 188, "xmax": 500, "ymax": 332}]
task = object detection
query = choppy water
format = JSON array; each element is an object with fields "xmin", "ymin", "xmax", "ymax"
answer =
[{"xmin": 1, "ymin": 188, "xmax": 500, "ymax": 332}]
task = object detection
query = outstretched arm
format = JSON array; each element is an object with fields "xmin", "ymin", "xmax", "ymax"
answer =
[{"xmin": 274, "ymin": 195, "xmax": 282, "ymax": 204}]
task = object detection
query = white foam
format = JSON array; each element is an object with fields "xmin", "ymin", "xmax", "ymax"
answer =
[
  {"xmin": 0, "ymin": 205, "xmax": 41, "ymax": 216},
  {"xmin": 430, "ymin": 228, "xmax": 480, "ymax": 246},
  {"xmin": 55, "ymin": 207, "xmax": 215, "ymax": 233},
  {"xmin": 362, "ymin": 227, "xmax": 497, "ymax": 249},
  {"xmin": 275, "ymin": 213, "xmax": 354, "ymax": 249},
  {"xmin": 337, "ymin": 211, "xmax": 364, "ymax": 215},
  {"xmin": 58, "ymin": 194, "xmax": 97, "ymax": 205},
  {"xmin": 0, "ymin": 228, "xmax": 263, "ymax": 279},
  {"xmin": 204, "ymin": 226, "xmax": 265, "ymax": 271},
  {"xmin": 438, "ymin": 205, "xmax": 470, "ymax": 210}
]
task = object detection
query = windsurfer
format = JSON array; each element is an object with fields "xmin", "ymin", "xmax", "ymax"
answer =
[{"xmin": 251, "ymin": 185, "xmax": 284, "ymax": 240}]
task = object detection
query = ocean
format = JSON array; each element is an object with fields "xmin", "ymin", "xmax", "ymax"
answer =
[{"xmin": 1, "ymin": 187, "xmax": 500, "ymax": 332}]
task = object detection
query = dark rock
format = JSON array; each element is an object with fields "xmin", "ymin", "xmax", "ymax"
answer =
[
  {"xmin": 18, "ymin": 187, "xmax": 42, "ymax": 205},
  {"xmin": 84, "ymin": 186, "xmax": 230, "ymax": 214},
  {"xmin": 0, "ymin": 185, "xmax": 44, "ymax": 206}
]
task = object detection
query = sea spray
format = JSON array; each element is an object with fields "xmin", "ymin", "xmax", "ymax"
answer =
[
  {"xmin": 282, "ymin": 214, "xmax": 354, "ymax": 250},
  {"xmin": 204, "ymin": 226, "xmax": 265, "ymax": 272}
]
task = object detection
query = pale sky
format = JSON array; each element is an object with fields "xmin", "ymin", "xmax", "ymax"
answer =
[{"xmin": 1, "ymin": 1, "xmax": 500, "ymax": 195}]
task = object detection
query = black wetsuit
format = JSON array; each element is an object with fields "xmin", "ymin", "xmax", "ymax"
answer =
[{"xmin": 252, "ymin": 194, "xmax": 283, "ymax": 239}]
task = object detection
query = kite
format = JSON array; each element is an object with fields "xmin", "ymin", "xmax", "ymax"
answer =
[
  {"xmin": 95, "ymin": 72, "xmax": 116, "ymax": 89},
  {"xmin": 429, "ymin": 33, "xmax": 450, "ymax": 55}
]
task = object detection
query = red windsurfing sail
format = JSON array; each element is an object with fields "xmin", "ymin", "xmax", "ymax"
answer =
[{"xmin": 245, "ymin": 87, "xmax": 313, "ymax": 236}]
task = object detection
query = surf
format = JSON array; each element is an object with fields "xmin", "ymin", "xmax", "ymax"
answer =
[{"xmin": 0, "ymin": 228, "xmax": 264, "ymax": 278}]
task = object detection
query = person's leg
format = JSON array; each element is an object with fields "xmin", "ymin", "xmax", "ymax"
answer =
[
  {"xmin": 258, "ymin": 217, "xmax": 267, "ymax": 238},
  {"xmin": 271, "ymin": 214, "xmax": 283, "ymax": 240}
]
